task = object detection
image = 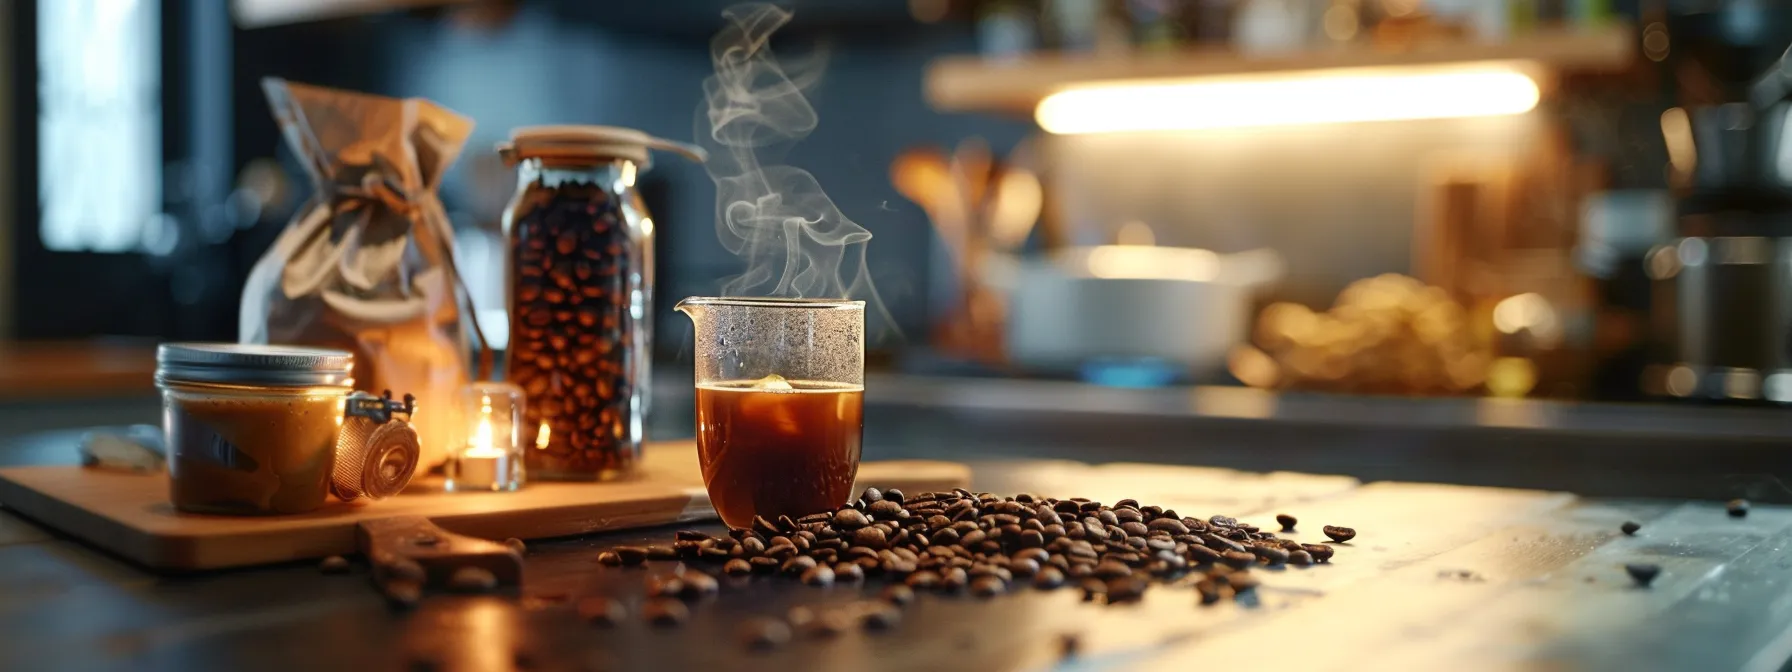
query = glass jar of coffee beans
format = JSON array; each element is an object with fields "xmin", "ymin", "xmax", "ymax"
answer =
[{"xmin": 498, "ymin": 126, "xmax": 704, "ymax": 480}]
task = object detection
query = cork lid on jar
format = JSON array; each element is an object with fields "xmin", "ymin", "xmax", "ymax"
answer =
[{"xmin": 498, "ymin": 125, "xmax": 706, "ymax": 168}]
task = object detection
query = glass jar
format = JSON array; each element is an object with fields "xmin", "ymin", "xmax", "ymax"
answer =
[
  {"xmin": 155, "ymin": 343, "xmax": 354, "ymax": 515},
  {"xmin": 497, "ymin": 126, "xmax": 703, "ymax": 480}
]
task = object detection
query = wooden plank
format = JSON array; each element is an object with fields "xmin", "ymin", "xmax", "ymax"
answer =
[
  {"xmin": 925, "ymin": 25, "xmax": 1634, "ymax": 114},
  {"xmin": 0, "ymin": 441, "xmax": 968, "ymax": 571},
  {"xmin": 1071, "ymin": 482, "xmax": 1584, "ymax": 670},
  {"xmin": 1368, "ymin": 502, "xmax": 1792, "ymax": 672}
]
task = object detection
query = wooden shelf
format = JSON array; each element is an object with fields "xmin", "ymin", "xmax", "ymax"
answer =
[{"xmin": 925, "ymin": 25, "xmax": 1635, "ymax": 114}]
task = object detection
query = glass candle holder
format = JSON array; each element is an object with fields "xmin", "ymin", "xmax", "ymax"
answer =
[{"xmin": 447, "ymin": 381, "xmax": 527, "ymax": 492}]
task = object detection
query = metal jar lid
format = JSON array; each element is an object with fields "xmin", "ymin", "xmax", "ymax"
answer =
[{"xmin": 156, "ymin": 343, "xmax": 355, "ymax": 387}]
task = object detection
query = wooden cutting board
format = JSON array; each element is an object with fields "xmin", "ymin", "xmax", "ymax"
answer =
[{"xmin": 0, "ymin": 441, "xmax": 968, "ymax": 572}]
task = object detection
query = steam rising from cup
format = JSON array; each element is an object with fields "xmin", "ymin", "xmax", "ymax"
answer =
[{"xmin": 698, "ymin": 3, "xmax": 894, "ymax": 330}]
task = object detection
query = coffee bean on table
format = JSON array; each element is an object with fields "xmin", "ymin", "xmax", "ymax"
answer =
[
  {"xmin": 724, "ymin": 559, "xmax": 752, "ymax": 576},
  {"xmin": 861, "ymin": 602, "xmax": 902, "ymax": 631},
  {"xmin": 834, "ymin": 562, "xmax": 866, "ymax": 583},
  {"xmin": 644, "ymin": 598, "xmax": 690, "ymax": 627},
  {"xmin": 801, "ymin": 565, "xmax": 836, "ymax": 586},
  {"xmin": 1033, "ymin": 566, "xmax": 1066, "ymax": 589},
  {"xmin": 906, "ymin": 570, "xmax": 942, "ymax": 589},
  {"xmin": 1106, "ymin": 576, "xmax": 1148, "ymax": 602},
  {"xmin": 853, "ymin": 527, "xmax": 888, "ymax": 549},
  {"xmin": 596, "ymin": 551, "xmax": 622, "ymax": 566},
  {"xmin": 739, "ymin": 617, "xmax": 793, "ymax": 651},
  {"xmin": 749, "ymin": 557, "xmax": 781, "ymax": 573},
  {"xmin": 1625, "ymin": 563, "xmax": 1661, "ymax": 587},
  {"xmin": 881, "ymin": 584, "xmax": 916, "ymax": 606},
  {"xmin": 647, "ymin": 545, "xmax": 679, "ymax": 560},
  {"xmin": 970, "ymin": 575, "xmax": 1006, "ymax": 598},
  {"xmin": 1620, "ymin": 521, "xmax": 1641, "ymax": 536},
  {"xmin": 810, "ymin": 610, "xmax": 854, "ymax": 638},
  {"xmin": 614, "ymin": 546, "xmax": 648, "ymax": 565},
  {"xmin": 752, "ymin": 515, "xmax": 781, "ymax": 537},
  {"xmin": 503, "ymin": 538, "xmax": 528, "ymax": 556},
  {"xmin": 319, "ymin": 555, "xmax": 351, "ymax": 574},
  {"xmin": 679, "ymin": 571, "xmax": 719, "ymax": 599},
  {"xmin": 1250, "ymin": 546, "xmax": 1289, "ymax": 566},
  {"xmin": 1220, "ymin": 551, "xmax": 1256, "ymax": 569},
  {"xmin": 1276, "ymin": 514, "xmax": 1298, "ymax": 531},
  {"xmin": 1187, "ymin": 545, "xmax": 1222, "ymax": 565},
  {"xmin": 1322, "ymin": 526, "xmax": 1357, "ymax": 543},
  {"xmin": 782, "ymin": 556, "xmax": 817, "ymax": 576},
  {"xmin": 1728, "ymin": 500, "xmax": 1750, "ymax": 518},
  {"xmin": 1195, "ymin": 579, "xmax": 1222, "ymax": 605},
  {"xmin": 383, "ymin": 580, "xmax": 422, "ymax": 609},
  {"xmin": 1288, "ymin": 550, "xmax": 1314, "ymax": 566},
  {"xmin": 860, "ymin": 487, "xmax": 883, "ymax": 503},
  {"xmin": 868, "ymin": 500, "xmax": 903, "ymax": 518},
  {"xmin": 834, "ymin": 509, "xmax": 870, "ymax": 529},
  {"xmin": 1228, "ymin": 571, "xmax": 1261, "ymax": 594},
  {"xmin": 577, "ymin": 597, "xmax": 626, "ymax": 626},
  {"xmin": 885, "ymin": 489, "xmax": 905, "ymax": 505},
  {"xmin": 1093, "ymin": 560, "xmax": 1131, "ymax": 579},
  {"xmin": 675, "ymin": 530, "xmax": 711, "ymax": 542},
  {"xmin": 941, "ymin": 567, "xmax": 969, "ymax": 592},
  {"xmin": 1302, "ymin": 544, "xmax": 1335, "ymax": 562}
]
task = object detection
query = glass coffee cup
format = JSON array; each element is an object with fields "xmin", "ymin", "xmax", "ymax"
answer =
[{"xmin": 674, "ymin": 297, "xmax": 865, "ymax": 529}]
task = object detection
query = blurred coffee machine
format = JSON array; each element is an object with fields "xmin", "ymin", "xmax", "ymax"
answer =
[{"xmin": 1645, "ymin": 41, "xmax": 1792, "ymax": 403}]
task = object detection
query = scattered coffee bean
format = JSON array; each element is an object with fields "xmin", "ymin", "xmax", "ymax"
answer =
[
  {"xmin": 906, "ymin": 570, "xmax": 942, "ymax": 589},
  {"xmin": 675, "ymin": 530, "xmax": 711, "ymax": 542},
  {"xmin": 319, "ymin": 555, "xmax": 351, "ymax": 574},
  {"xmin": 1033, "ymin": 566, "xmax": 1067, "ymax": 589},
  {"xmin": 1302, "ymin": 544, "xmax": 1334, "ymax": 562},
  {"xmin": 942, "ymin": 567, "xmax": 970, "ymax": 592},
  {"xmin": 1228, "ymin": 571, "xmax": 1261, "ymax": 594},
  {"xmin": 1322, "ymin": 526, "xmax": 1357, "ymax": 543},
  {"xmin": 384, "ymin": 579, "xmax": 422, "ymax": 609},
  {"xmin": 853, "ymin": 526, "xmax": 888, "ymax": 550},
  {"xmin": 614, "ymin": 546, "xmax": 648, "ymax": 565},
  {"xmin": 868, "ymin": 500, "xmax": 903, "ymax": 518},
  {"xmin": 970, "ymin": 575, "xmax": 1006, "ymax": 598},
  {"xmin": 739, "ymin": 617, "xmax": 793, "ymax": 651},
  {"xmin": 834, "ymin": 509, "xmax": 870, "ymax": 529},
  {"xmin": 809, "ymin": 610, "xmax": 854, "ymax": 638},
  {"xmin": 646, "ymin": 574, "xmax": 684, "ymax": 599},
  {"xmin": 448, "ymin": 567, "xmax": 498, "ymax": 593},
  {"xmin": 1106, "ymin": 576, "xmax": 1148, "ymax": 602},
  {"xmin": 801, "ymin": 565, "xmax": 836, "ymax": 586},
  {"xmin": 1728, "ymin": 499, "xmax": 1750, "ymax": 518},
  {"xmin": 835, "ymin": 562, "xmax": 866, "ymax": 583},
  {"xmin": 1620, "ymin": 521, "xmax": 1641, "ymax": 536},
  {"xmin": 749, "ymin": 556, "xmax": 781, "ymax": 573},
  {"xmin": 1288, "ymin": 550, "xmax": 1314, "ymax": 566},
  {"xmin": 724, "ymin": 559, "xmax": 752, "ymax": 576},
  {"xmin": 1195, "ymin": 579, "xmax": 1222, "ymax": 605},
  {"xmin": 1187, "ymin": 545, "xmax": 1223, "ymax": 565},
  {"xmin": 861, "ymin": 602, "xmax": 902, "ymax": 631},
  {"xmin": 1276, "ymin": 514, "xmax": 1298, "ymax": 531},
  {"xmin": 1250, "ymin": 545, "xmax": 1289, "ymax": 566},
  {"xmin": 646, "ymin": 545, "xmax": 679, "ymax": 560},
  {"xmin": 781, "ymin": 556, "xmax": 817, "ymax": 576},
  {"xmin": 881, "ymin": 584, "xmax": 916, "ymax": 606},
  {"xmin": 885, "ymin": 489, "xmax": 905, "ymax": 505},
  {"xmin": 1220, "ymin": 550, "xmax": 1256, "ymax": 569},
  {"xmin": 503, "ymin": 538, "xmax": 528, "ymax": 556},
  {"xmin": 679, "ymin": 571, "xmax": 719, "ymax": 599},
  {"xmin": 1625, "ymin": 563, "xmax": 1661, "ymax": 587},
  {"xmin": 577, "ymin": 597, "xmax": 626, "ymax": 626},
  {"xmin": 644, "ymin": 598, "xmax": 690, "ymax": 627},
  {"xmin": 596, "ymin": 551, "xmax": 622, "ymax": 566},
  {"xmin": 1093, "ymin": 560, "xmax": 1132, "ymax": 579}
]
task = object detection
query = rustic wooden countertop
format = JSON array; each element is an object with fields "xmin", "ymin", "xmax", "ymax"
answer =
[{"xmin": 1, "ymin": 432, "xmax": 1787, "ymax": 670}]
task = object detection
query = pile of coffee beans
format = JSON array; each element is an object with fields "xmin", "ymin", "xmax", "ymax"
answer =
[
  {"xmin": 592, "ymin": 488, "xmax": 1354, "ymax": 649},
  {"xmin": 506, "ymin": 181, "xmax": 640, "ymax": 477}
]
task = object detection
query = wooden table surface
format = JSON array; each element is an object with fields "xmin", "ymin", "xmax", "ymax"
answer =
[{"xmin": 2, "ymin": 451, "xmax": 1789, "ymax": 672}]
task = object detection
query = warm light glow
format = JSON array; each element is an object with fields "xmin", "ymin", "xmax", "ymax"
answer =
[
  {"xmin": 1661, "ymin": 107, "xmax": 1696, "ymax": 180},
  {"xmin": 641, "ymin": 217, "xmax": 655, "ymax": 237},
  {"xmin": 1082, "ymin": 245, "xmax": 1220, "ymax": 282},
  {"xmin": 1035, "ymin": 64, "xmax": 1541, "ymax": 134},
  {"xmin": 466, "ymin": 395, "xmax": 503, "ymax": 458},
  {"xmin": 535, "ymin": 421, "xmax": 551, "ymax": 450}
]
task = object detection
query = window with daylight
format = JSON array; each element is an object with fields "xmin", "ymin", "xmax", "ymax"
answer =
[{"xmin": 37, "ymin": 0, "xmax": 161, "ymax": 252}]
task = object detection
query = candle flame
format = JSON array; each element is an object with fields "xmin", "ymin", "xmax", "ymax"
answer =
[{"xmin": 465, "ymin": 395, "xmax": 502, "ymax": 458}]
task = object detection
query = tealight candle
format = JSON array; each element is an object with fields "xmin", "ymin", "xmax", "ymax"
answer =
[{"xmin": 447, "ymin": 381, "xmax": 526, "ymax": 492}]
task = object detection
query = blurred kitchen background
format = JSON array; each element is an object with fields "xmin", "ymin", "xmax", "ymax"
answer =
[{"xmin": 6, "ymin": 0, "xmax": 1792, "ymax": 500}]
